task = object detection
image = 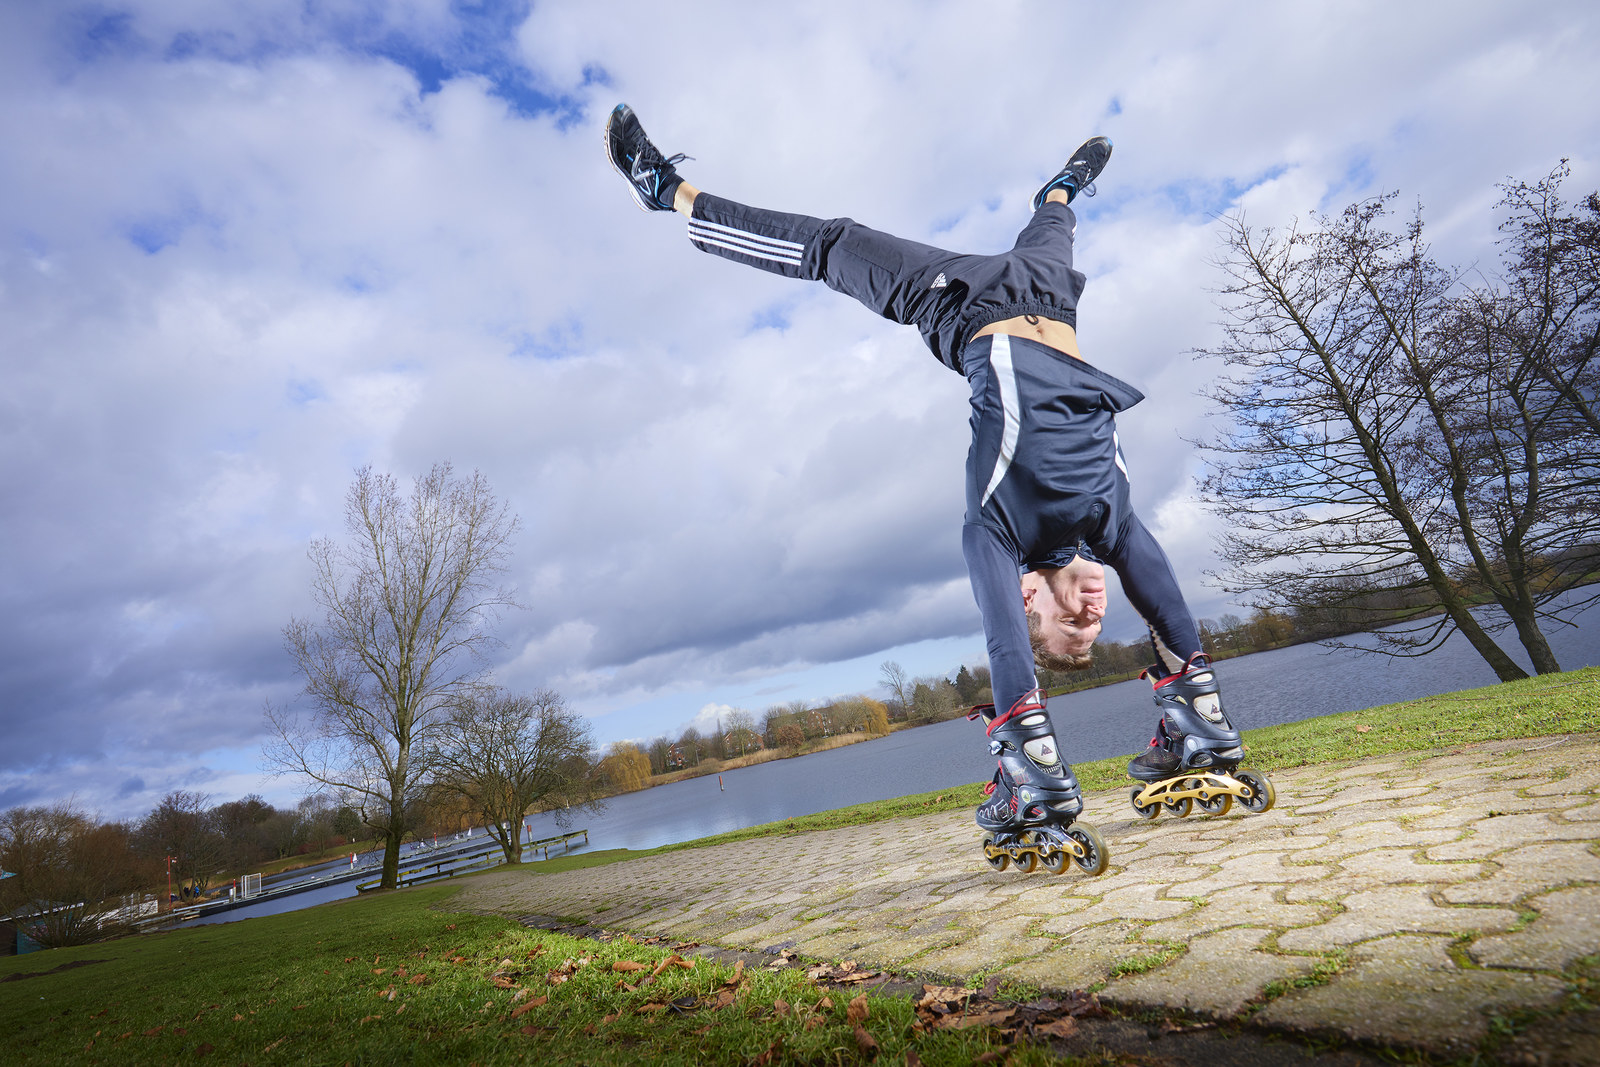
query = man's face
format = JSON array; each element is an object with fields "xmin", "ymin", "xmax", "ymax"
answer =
[{"xmin": 1022, "ymin": 555, "xmax": 1107, "ymax": 657}]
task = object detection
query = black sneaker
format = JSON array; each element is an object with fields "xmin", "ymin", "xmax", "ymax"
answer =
[
  {"xmin": 1031, "ymin": 136, "xmax": 1113, "ymax": 211},
  {"xmin": 604, "ymin": 103, "xmax": 687, "ymax": 212}
]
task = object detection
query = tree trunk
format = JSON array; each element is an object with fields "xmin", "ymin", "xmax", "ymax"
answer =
[{"xmin": 381, "ymin": 798, "xmax": 405, "ymax": 889}]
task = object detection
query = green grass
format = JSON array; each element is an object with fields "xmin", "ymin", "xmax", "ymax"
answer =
[
  {"xmin": 0, "ymin": 887, "xmax": 1075, "ymax": 1066},
  {"xmin": 516, "ymin": 666, "xmax": 1600, "ymax": 874},
  {"xmin": 5, "ymin": 667, "xmax": 1596, "ymax": 1065}
]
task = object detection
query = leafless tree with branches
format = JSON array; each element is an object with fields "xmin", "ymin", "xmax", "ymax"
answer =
[
  {"xmin": 430, "ymin": 687, "xmax": 598, "ymax": 864},
  {"xmin": 266, "ymin": 463, "xmax": 518, "ymax": 888}
]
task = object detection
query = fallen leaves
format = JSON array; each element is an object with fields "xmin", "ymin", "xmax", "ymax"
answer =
[
  {"xmin": 510, "ymin": 995, "xmax": 548, "ymax": 1020},
  {"xmin": 610, "ymin": 960, "xmax": 646, "ymax": 973},
  {"xmin": 651, "ymin": 953, "xmax": 695, "ymax": 978},
  {"xmin": 805, "ymin": 959, "xmax": 883, "ymax": 985}
]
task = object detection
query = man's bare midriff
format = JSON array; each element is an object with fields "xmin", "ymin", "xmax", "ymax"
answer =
[{"xmin": 972, "ymin": 314, "xmax": 1084, "ymax": 361}]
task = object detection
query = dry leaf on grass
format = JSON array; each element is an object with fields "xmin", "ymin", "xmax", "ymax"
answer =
[
  {"xmin": 611, "ymin": 960, "xmax": 646, "ymax": 973},
  {"xmin": 510, "ymin": 995, "xmax": 548, "ymax": 1019},
  {"xmin": 847, "ymin": 994, "xmax": 870, "ymax": 1025},
  {"xmin": 650, "ymin": 953, "xmax": 693, "ymax": 977},
  {"xmin": 1035, "ymin": 1015, "xmax": 1079, "ymax": 1039},
  {"xmin": 936, "ymin": 1007, "xmax": 1015, "ymax": 1031},
  {"xmin": 753, "ymin": 1039, "xmax": 784, "ymax": 1066},
  {"xmin": 852, "ymin": 1022, "xmax": 880, "ymax": 1059}
]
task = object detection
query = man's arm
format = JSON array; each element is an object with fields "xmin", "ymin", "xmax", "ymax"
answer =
[
  {"xmin": 962, "ymin": 522, "xmax": 1037, "ymax": 715},
  {"xmin": 1101, "ymin": 512, "xmax": 1202, "ymax": 667}
]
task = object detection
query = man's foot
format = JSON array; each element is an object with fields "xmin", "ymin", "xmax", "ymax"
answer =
[
  {"xmin": 1031, "ymin": 136, "xmax": 1113, "ymax": 211},
  {"xmin": 604, "ymin": 103, "xmax": 687, "ymax": 212}
]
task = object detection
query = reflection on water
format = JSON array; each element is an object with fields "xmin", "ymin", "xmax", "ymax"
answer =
[{"xmin": 195, "ymin": 590, "xmax": 1600, "ymax": 924}]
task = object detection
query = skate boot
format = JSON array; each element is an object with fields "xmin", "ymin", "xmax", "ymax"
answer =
[
  {"xmin": 1127, "ymin": 653, "xmax": 1275, "ymax": 819},
  {"xmin": 604, "ymin": 103, "xmax": 688, "ymax": 211},
  {"xmin": 969, "ymin": 690, "xmax": 1108, "ymax": 876},
  {"xmin": 1032, "ymin": 136, "xmax": 1113, "ymax": 210}
]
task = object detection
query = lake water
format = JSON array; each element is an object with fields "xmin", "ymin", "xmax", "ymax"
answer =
[{"xmin": 189, "ymin": 590, "xmax": 1600, "ymax": 924}]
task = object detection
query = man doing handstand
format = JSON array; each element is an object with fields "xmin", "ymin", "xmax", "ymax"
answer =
[{"xmin": 605, "ymin": 105, "xmax": 1268, "ymax": 875}]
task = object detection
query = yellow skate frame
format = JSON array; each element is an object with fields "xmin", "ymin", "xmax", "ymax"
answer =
[
  {"xmin": 1129, "ymin": 765, "xmax": 1275, "ymax": 818},
  {"xmin": 980, "ymin": 824, "xmax": 1109, "ymax": 876}
]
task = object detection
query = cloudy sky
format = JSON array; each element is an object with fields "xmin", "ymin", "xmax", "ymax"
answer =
[{"xmin": 3, "ymin": 0, "xmax": 1597, "ymax": 821}]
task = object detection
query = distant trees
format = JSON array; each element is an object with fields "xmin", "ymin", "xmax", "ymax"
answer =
[
  {"xmin": 598, "ymin": 743, "xmax": 652, "ymax": 793},
  {"xmin": 267, "ymin": 464, "xmax": 519, "ymax": 889},
  {"xmin": 879, "ymin": 661, "xmax": 912, "ymax": 718},
  {"xmin": 0, "ymin": 803, "xmax": 152, "ymax": 947},
  {"xmin": 430, "ymin": 688, "xmax": 599, "ymax": 863},
  {"xmin": 1201, "ymin": 167, "xmax": 1600, "ymax": 678},
  {"xmin": 135, "ymin": 790, "xmax": 227, "ymax": 895}
]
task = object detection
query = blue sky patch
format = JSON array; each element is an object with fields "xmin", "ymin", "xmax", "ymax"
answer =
[{"xmin": 1162, "ymin": 164, "xmax": 1290, "ymax": 218}]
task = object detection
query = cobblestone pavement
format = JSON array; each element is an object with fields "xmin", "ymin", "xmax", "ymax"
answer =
[{"xmin": 457, "ymin": 735, "xmax": 1600, "ymax": 1062}]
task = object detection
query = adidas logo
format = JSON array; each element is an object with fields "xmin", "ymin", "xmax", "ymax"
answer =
[{"xmin": 930, "ymin": 273, "xmax": 947, "ymax": 289}]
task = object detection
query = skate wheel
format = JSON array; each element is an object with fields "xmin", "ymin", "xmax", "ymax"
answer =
[
  {"xmin": 1235, "ymin": 767, "xmax": 1276, "ymax": 814},
  {"xmin": 981, "ymin": 833, "xmax": 1009, "ymax": 872},
  {"xmin": 1129, "ymin": 786, "xmax": 1160, "ymax": 820},
  {"xmin": 1014, "ymin": 849, "xmax": 1039, "ymax": 874},
  {"xmin": 1162, "ymin": 792, "xmax": 1193, "ymax": 818},
  {"xmin": 1194, "ymin": 780, "xmax": 1233, "ymax": 816},
  {"xmin": 1065, "ymin": 823, "xmax": 1109, "ymax": 876},
  {"xmin": 1040, "ymin": 847, "xmax": 1070, "ymax": 876}
]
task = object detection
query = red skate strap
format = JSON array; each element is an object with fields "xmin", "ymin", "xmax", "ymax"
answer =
[
  {"xmin": 965, "ymin": 703, "xmax": 994, "ymax": 723},
  {"xmin": 985, "ymin": 688, "xmax": 1049, "ymax": 736},
  {"xmin": 1145, "ymin": 651, "xmax": 1213, "ymax": 689},
  {"xmin": 982, "ymin": 780, "xmax": 996, "ymax": 796}
]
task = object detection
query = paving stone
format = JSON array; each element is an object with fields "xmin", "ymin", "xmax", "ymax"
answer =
[
  {"xmin": 1440, "ymin": 842, "xmax": 1600, "ymax": 904},
  {"xmin": 1563, "ymin": 800, "xmax": 1600, "ymax": 822},
  {"xmin": 1142, "ymin": 883, "xmax": 1336, "ymax": 940},
  {"xmin": 999, "ymin": 922, "xmax": 1145, "ymax": 991},
  {"xmin": 1471, "ymin": 886, "xmax": 1600, "ymax": 971},
  {"xmin": 1102, "ymin": 926, "xmax": 1319, "ymax": 1017},
  {"xmin": 1425, "ymin": 812, "xmax": 1600, "ymax": 860},
  {"xmin": 1034, "ymin": 883, "xmax": 1196, "ymax": 936},
  {"xmin": 1291, "ymin": 783, "xmax": 1436, "ymax": 814},
  {"xmin": 912, "ymin": 912, "xmax": 1053, "ymax": 975},
  {"xmin": 1276, "ymin": 886, "xmax": 1519, "ymax": 949},
  {"xmin": 1255, "ymin": 934, "xmax": 1566, "ymax": 1056},
  {"xmin": 1180, "ymin": 851, "xmax": 1333, "ymax": 896}
]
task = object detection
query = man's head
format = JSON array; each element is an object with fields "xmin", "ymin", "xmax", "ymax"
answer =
[{"xmin": 1021, "ymin": 553, "xmax": 1106, "ymax": 672}]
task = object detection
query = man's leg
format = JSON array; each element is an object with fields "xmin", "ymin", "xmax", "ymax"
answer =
[{"xmin": 675, "ymin": 181, "xmax": 956, "ymax": 333}]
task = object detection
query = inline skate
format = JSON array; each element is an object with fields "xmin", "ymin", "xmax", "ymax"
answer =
[
  {"xmin": 1127, "ymin": 653, "xmax": 1275, "ymax": 819},
  {"xmin": 971, "ymin": 689, "xmax": 1108, "ymax": 876}
]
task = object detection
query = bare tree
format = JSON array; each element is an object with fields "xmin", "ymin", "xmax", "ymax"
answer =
[
  {"xmin": 723, "ymin": 708, "xmax": 759, "ymax": 755},
  {"xmin": 1200, "ymin": 184, "xmax": 1599, "ymax": 680},
  {"xmin": 431, "ymin": 687, "xmax": 599, "ymax": 864},
  {"xmin": 878, "ymin": 660, "xmax": 911, "ymax": 717},
  {"xmin": 266, "ymin": 463, "xmax": 518, "ymax": 888}
]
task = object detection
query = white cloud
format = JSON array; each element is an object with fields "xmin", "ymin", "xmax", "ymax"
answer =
[{"xmin": 3, "ymin": 0, "xmax": 1598, "ymax": 818}]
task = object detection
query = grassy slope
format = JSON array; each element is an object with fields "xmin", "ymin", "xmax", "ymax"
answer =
[
  {"xmin": 3, "ymin": 667, "xmax": 1596, "ymax": 1065},
  {"xmin": 0, "ymin": 888, "xmax": 1061, "ymax": 1066}
]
